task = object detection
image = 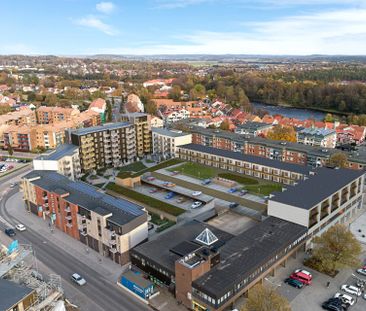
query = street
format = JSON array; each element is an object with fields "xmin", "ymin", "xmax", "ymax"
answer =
[{"xmin": 0, "ymin": 174, "xmax": 150, "ymax": 311}]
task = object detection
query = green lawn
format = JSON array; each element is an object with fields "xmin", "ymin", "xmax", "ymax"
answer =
[
  {"xmin": 119, "ymin": 161, "xmax": 147, "ymax": 173},
  {"xmin": 106, "ymin": 183, "xmax": 185, "ymax": 216},
  {"xmin": 169, "ymin": 162, "xmax": 217, "ymax": 179},
  {"xmin": 244, "ymin": 183, "xmax": 283, "ymax": 196},
  {"xmin": 218, "ymin": 173, "xmax": 259, "ymax": 185}
]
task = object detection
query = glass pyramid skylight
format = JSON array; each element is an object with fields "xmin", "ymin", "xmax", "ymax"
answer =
[{"xmin": 195, "ymin": 228, "xmax": 218, "ymax": 246}]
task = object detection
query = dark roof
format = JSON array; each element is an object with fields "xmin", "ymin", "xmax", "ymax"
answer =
[
  {"xmin": 37, "ymin": 144, "xmax": 78, "ymax": 161},
  {"xmin": 269, "ymin": 167, "xmax": 365, "ymax": 209},
  {"xmin": 132, "ymin": 220, "xmax": 234, "ymax": 274},
  {"xmin": 23, "ymin": 171, "xmax": 145, "ymax": 226},
  {"xmin": 192, "ymin": 217, "xmax": 307, "ymax": 298},
  {"xmin": 0, "ymin": 279, "xmax": 34, "ymax": 311},
  {"xmin": 235, "ymin": 122, "xmax": 272, "ymax": 131},
  {"xmin": 122, "ymin": 271, "xmax": 153, "ymax": 289},
  {"xmin": 179, "ymin": 143, "xmax": 311, "ymax": 175},
  {"xmin": 71, "ymin": 122, "xmax": 132, "ymax": 136}
]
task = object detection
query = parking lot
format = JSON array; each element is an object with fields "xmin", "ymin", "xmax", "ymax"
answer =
[
  {"xmin": 261, "ymin": 249, "xmax": 366, "ymax": 311},
  {"xmin": 0, "ymin": 159, "xmax": 28, "ymax": 176}
]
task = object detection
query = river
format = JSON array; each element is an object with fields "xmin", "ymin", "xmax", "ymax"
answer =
[{"xmin": 251, "ymin": 102, "xmax": 326, "ymax": 121}]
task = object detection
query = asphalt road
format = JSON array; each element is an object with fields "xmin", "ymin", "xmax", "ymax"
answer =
[{"xmin": 0, "ymin": 185, "xmax": 150, "ymax": 311}]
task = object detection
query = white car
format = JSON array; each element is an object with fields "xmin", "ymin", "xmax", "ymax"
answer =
[
  {"xmin": 192, "ymin": 191, "xmax": 202, "ymax": 196},
  {"xmin": 357, "ymin": 268, "xmax": 366, "ymax": 276},
  {"xmin": 15, "ymin": 224, "xmax": 26, "ymax": 231},
  {"xmin": 71, "ymin": 273, "xmax": 86, "ymax": 286},
  {"xmin": 294, "ymin": 269, "xmax": 312, "ymax": 277},
  {"xmin": 341, "ymin": 284, "xmax": 361, "ymax": 296},
  {"xmin": 191, "ymin": 201, "xmax": 203, "ymax": 209},
  {"xmin": 334, "ymin": 293, "xmax": 355, "ymax": 306}
]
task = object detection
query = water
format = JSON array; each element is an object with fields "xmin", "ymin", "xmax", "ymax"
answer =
[{"xmin": 251, "ymin": 102, "xmax": 326, "ymax": 121}]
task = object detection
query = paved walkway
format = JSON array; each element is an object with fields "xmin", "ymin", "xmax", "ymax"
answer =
[{"xmin": 6, "ymin": 192, "xmax": 124, "ymax": 283}]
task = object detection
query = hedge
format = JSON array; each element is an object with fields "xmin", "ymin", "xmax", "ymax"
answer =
[
  {"xmin": 106, "ymin": 183, "xmax": 185, "ymax": 216},
  {"xmin": 218, "ymin": 173, "xmax": 259, "ymax": 185}
]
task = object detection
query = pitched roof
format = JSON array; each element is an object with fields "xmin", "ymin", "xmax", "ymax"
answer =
[{"xmin": 0, "ymin": 279, "xmax": 34, "ymax": 311}]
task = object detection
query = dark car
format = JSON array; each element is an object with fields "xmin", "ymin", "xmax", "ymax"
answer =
[
  {"xmin": 229, "ymin": 202, "xmax": 239, "ymax": 208},
  {"xmin": 322, "ymin": 298, "xmax": 344, "ymax": 311},
  {"xmin": 284, "ymin": 278, "xmax": 303, "ymax": 288},
  {"xmin": 5, "ymin": 228, "xmax": 16, "ymax": 237}
]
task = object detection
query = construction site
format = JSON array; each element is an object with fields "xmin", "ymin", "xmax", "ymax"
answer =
[{"xmin": 0, "ymin": 241, "xmax": 78, "ymax": 311}]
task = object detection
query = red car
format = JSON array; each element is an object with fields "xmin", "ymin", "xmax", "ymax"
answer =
[{"xmin": 290, "ymin": 271, "xmax": 312, "ymax": 285}]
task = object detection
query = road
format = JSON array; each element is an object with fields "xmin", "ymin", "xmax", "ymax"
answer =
[{"xmin": 0, "ymin": 183, "xmax": 150, "ymax": 311}]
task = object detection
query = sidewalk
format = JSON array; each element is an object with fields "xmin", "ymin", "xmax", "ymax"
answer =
[{"xmin": 6, "ymin": 192, "xmax": 124, "ymax": 283}]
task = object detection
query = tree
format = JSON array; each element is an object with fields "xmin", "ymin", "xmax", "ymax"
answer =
[
  {"xmin": 7, "ymin": 144, "xmax": 13, "ymax": 157},
  {"xmin": 0, "ymin": 105, "xmax": 11, "ymax": 115},
  {"xmin": 106, "ymin": 99, "xmax": 112, "ymax": 122},
  {"xmin": 145, "ymin": 101, "xmax": 157, "ymax": 115},
  {"xmin": 44, "ymin": 93, "xmax": 58, "ymax": 106},
  {"xmin": 169, "ymin": 85, "xmax": 182, "ymax": 101},
  {"xmin": 220, "ymin": 119, "xmax": 230, "ymax": 130},
  {"xmin": 324, "ymin": 113, "xmax": 334, "ymax": 122},
  {"xmin": 267, "ymin": 125, "xmax": 297, "ymax": 142},
  {"xmin": 310, "ymin": 224, "xmax": 361, "ymax": 275},
  {"xmin": 329, "ymin": 152, "xmax": 347, "ymax": 168},
  {"xmin": 241, "ymin": 284, "xmax": 291, "ymax": 311}
]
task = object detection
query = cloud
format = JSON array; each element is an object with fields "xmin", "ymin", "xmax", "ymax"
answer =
[
  {"xmin": 76, "ymin": 16, "xmax": 118, "ymax": 35},
  {"xmin": 98, "ymin": 8, "xmax": 366, "ymax": 55},
  {"xmin": 0, "ymin": 43, "xmax": 39, "ymax": 55},
  {"xmin": 96, "ymin": 2, "xmax": 116, "ymax": 14}
]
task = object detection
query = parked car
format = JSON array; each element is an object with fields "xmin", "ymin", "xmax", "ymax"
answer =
[
  {"xmin": 293, "ymin": 269, "xmax": 312, "ymax": 277},
  {"xmin": 146, "ymin": 176, "xmax": 155, "ymax": 181},
  {"xmin": 176, "ymin": 196, "xmax": 186, "ymax": 203},
  {"xmin": 191, "ymin": 201, "xmax": 203, "ymax": 209},
  {"xmin": 341, "ymin": 284, "xmax": 361, "ymax": 296},
  {"xmin": 148, "ymin": 223, "xmax": 155, "ymax": 231},
  {"xmin": 321, "ymin": 298, "xmax": 344, "ymax": 311},
  {"xmin": 228, "ymin": 188, "xmax": 238, "ymax": 193},
  {"xmin": 284, "ymin": 278, "xmax": 303, "ymax": 288},
  {"xmin": 71, "ymin": 273, "xmax": 86, "ymax": 286},
  {"xmin": 357, "ymin": 268, "xmax": 366, "ymax": 276},
  {"xmin": 290, "ymin": 271, "xmax": 312, "ymax": 285},
  {"xmin": 229, "ymin": 202, "xmax": 239, "ymax": 208},
  {"xmin": 334, "ymin": 293, "xmax": 355, "ymax": 306},
  {"xmin": 15, "ymin": 224, "xmax": 26, "ymax": 231},
  {"xmin": 239, "ymin": 189, "xmax": 248, "ymax": 196},
  {"xmin": 149, "ymin": 188, "xmax": 158, "ymax": 193},
  {"xmin": 170, "ymin": 171, "xmax": 179, "ymax": 176},
  {"xmin": 5, "ymin": 228, "xmax": 16, "ymax": 237},
  {"xmin": 201, "ymin": 179, "xmax": 211, "ymax": 185},
  {"xmin": 192, "ymin": 191, "xmax": 202, "ymax": 196},
  {"xmin": 10, "ymin": 182, "xmax": 17, "ymax": 188},
  {"xmin": 165, "ymin": 192, "xmax": 176, "ymax": 199}
]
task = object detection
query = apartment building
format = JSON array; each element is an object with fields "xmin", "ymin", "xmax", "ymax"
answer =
[
  {"xmin": 120, "ymin": 113, "xmax": 152, "ymax": 157},
  {"xmin": 0, "ymin": 107, "xmax": 36, "ymax": 126},
  {"xmin": 70, "ymin": 122, "xmax": 136, "ymax": 172},
  {"xmin": 22, "ymin": 171, "xmax": 148, "ymax": 265},
  {"xmin": 132, "ymin": 218, "xmax": 307, "ymax": 311},
  {"xmin": 234, "ymin": 121, "xmax": 273, "ymax": 137},
  {"xmin": 268, "ymin": 167, "xmax": 364, "ymax": 243},
  {"xmin": 297, "ymin": 128, "xmax": 337, "ymax": 148},
  {"xmin": 36, "ymin": 106, "xmax": 80, "ymax": 124},
  {"xmin": 78, "ymin": 109, "xmax": 102, "ymax": 127},
  {"xmin": 152, "ymin": 128, "xmax": 192, "ymax": 160},
  {"xmin": 177, "ymin": 144, "xmax": 310, "ymax": 185},
  {"xmin": 89, "ymin": 98, "xmax": 107, "ymax": 123},
  {"xmin": 33, "ymin": 144, "xmax": 81, "ymax": 181},
  {"xmin": 185, "ymin": 126, "xmax": 366, "ymax": 170}
]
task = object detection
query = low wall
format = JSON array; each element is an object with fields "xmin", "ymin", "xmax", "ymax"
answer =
[{"xmin": 115, "ymin": 176, "xmax": 141, "ymax": 188}]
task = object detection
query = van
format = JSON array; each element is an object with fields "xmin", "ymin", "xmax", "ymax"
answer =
[{"xmin": 290, "ymin": 271, "xmax": 312, "ymax": 285}]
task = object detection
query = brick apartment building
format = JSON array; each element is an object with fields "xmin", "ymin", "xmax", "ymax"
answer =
[
  {"xmin": 70, "ymin": 122, "xmax": 137, "ymax": 172},
  {"xmin": 36, "ymin": 106, "xmax": 80, "ymax": 124},
  {"xmin": 22, "ymin": 171, "xmax": 148, "ymax": 265},
  {"xmin": 120, "ymin": 113, "xmax": 152, "ymax": 157},
  {"xmin": 185, "ymin": 126, "xmax": 366, "ymax": 170}
]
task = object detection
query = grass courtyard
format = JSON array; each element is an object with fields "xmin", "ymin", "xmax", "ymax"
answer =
[{"xmin": 168, "ymin": 162, "xmax": 217, "ymax": 179}]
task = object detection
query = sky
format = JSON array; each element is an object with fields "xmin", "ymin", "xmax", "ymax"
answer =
[{"xmin": 2, "ymin": 0, "xmax": 366, "ymax": 55}]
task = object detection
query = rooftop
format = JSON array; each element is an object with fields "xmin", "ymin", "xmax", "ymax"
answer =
[
  {"xmin": 152, "ymin": 127, "xmax": 191, "ymax": 138},
  {"xmin": 0, "ymin": 279, "xmax": 34, "ymax": 311},
  {"xmin": 178, "ymin": 143, "xmax": 311, "ymax": 175},
  {"xmin": 269, "ymin": 167, "xmax": 364, "ymax": 209},
  {"xmin": 24, "ymin": 171, "xmax": 146, "ymax": 226},
  {"xmin": 36, "ymin": 144, "xmax": 78, "ymax": 161},
  {"xmin": 132, "ymin": 220, "xmax": 234, "ymax": 274},
  {"xmin": 235, "ymin": 122, "xmax": 272, "ymax": 131},
  {"xmin": 192, "ymin": 217, "xmax": 307, "ymax": 298},
  {"xmin": 70, "ymin": 122, "xmax": 132, "ymax": 136},
  {"xmin": 299, "ymin": 128, "xmax": 336, "ymax": 137}
]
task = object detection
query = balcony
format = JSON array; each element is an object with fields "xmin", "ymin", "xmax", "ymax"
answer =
[
  {"xmin": 66, "ymin": 222, "xmax": 73, "ymax": 228},
  {"xmin": 65, "ymin": 206, "xmax": 71, "ymax": 212},
  {"xmin": 109, "ymin": 238, "xmax": 117, "ymax": 246},
  {"xmin": 65, "ymin": 213, "xmax": 72, "ymax": 220},
  {"xmin": 79, "ymin": 229, "xmax": 87, "ymax": 236},
  {"xmin": 109, "ymin": 247, "xmax": 118, "ymax": 254}
]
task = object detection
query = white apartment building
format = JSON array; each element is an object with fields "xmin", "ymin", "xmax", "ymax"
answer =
[
  {"xmin": 268, "ymin": 167, "xmax": 364, "ymax": 245},
  {"xmin": 152, "ymin": 128, "xmax": 192, "ymax": 160},
  {"xmin": 297, "ymin": 128, "xmax": 337, "ymax": 148},
  {"xmin": 33, "ymin": 144, "xmax": 81, "ymax": 181}
]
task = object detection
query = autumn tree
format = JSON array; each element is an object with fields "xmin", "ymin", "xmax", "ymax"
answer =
[
  {"xmin": 310, "ymin": 224, "xmax": 361, "ymax": 275},
  {"xmin": 106, "ymin": 99, "xmax": 112, "ymax": 122},
  {"xmin": 7, "ymin": 144, "xmax": 14, "ymax": 157},
  {"xmin": 329, "ymin": 152, "xmax": 347, "ymax": 168},
  {"xmin": 0, "ymin": 105, "xmax": 11, "ymax": 115},
  {"xmin": 267, "ymin": 125, "xmax": 297, "ymax": 143},
  {"xmin": 190, "ymin": 84, "xmax": 206, "ymax": 99},
  {"xmin": 242, "ymin": 284, "xmax": 291, "ymax": 311},
  {"xmin": 169, "ymin": 85, "xmax": 182, "ymax": 101},
  {"xmin": 44, "ymin": 93, "xmax": 58, "ymax": 106},
  {"xmin": 220, "ymin": 119, "xmax": 230, "ymax": 131},
  {"xmin": 145, "ymin": 101, "xmax": 157, "ymax": 115}
]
